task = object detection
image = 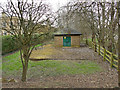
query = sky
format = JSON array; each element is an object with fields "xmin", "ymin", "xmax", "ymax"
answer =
[
  {"xmin": 46, "ymin": 0, "xmax": 71, "ymax": 11},
  {"xmin": 0, "ymin": 0, "xmax": 116, "ymax": 12},
  {"xmin": 0, "ymin": 0, "xmax": 71, "ymax": 12}
]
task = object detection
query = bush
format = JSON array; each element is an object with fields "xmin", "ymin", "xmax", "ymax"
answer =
[
  {"xmin": 2, "ymin": 33, "xmax": 54, "ymax": 55},
  {"xmin": 2, "ymin": 35, "xmax": 18, "ymax": 55}
]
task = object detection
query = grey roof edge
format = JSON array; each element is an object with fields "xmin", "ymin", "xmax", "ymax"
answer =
[{"xmin": 54, "ymin": 33, "xmax": 82, "ymax": 36}]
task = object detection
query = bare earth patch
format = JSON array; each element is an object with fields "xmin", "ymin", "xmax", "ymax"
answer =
[
  {"xmin": 2, "ymin": 44, "xmax": 118, "ymax": 88},
  {"xmin": 30, "ymin": 44, "xmax": 103, "ymax": 60}
]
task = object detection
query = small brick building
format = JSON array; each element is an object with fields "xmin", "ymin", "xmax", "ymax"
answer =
[{"xmin": 54, "ymin": 28, "xmax": 82, "ymax": 47}]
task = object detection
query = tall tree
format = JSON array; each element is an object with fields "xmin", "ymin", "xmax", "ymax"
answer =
[
  {"xmin": 117, "ymin": 1, "xmax": 120, "ymax": 87},
  {"xmin": 0, "ymin": 0, "xmax": 53, "ymax": 82}
]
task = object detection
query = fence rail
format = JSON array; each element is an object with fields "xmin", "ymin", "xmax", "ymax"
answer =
[{"xmin": 89, "ymin": 41, "xmax": 118, "ymax": 69}]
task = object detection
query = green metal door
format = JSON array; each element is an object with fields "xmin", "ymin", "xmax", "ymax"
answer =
[{"xmin": 63, "ymin": 36, "xmax": 71, "ymax": 47}]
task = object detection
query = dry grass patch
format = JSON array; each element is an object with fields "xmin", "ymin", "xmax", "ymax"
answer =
[{"xmin": 30, "ymin": 44, "xmax": 64, "ymax": 60}]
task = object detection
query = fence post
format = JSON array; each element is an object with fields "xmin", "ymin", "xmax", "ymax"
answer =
[
  {"xmin": 110, "ymin": 53, "xmax": 113, "ymax": 68},
  {"xmin": 92, "ymin": 42, "xmax": 94, "ymax": 49},
  {"xmin": 103, "ymin": 48, "xmax": 106, "ymax": 61},
  {"xmin": 92, "ymin": 42, "xmax": 93, "ymax": 48},
  {"xmin": 98, "ymin": 44, "xmax": 100, "ymax": 55},
  {"xmin": 94, "ymin": 42, "xmax": 97, "ymax": 52}
]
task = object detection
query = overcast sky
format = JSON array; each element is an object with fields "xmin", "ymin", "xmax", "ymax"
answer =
[
  {"xmin": 0, "ymin": 0, "xmax": 117, "ymax": 13},
  {"xmin": 0, "ymin": 0, "xmax": 116, "ymax": 12},
  {"xmin": 46, "ymin": 0, "xmax": 71, "ymax": 11},
  {"xmin": 0, "ymin": 0, "xmax": 71, "ymax": 12}
]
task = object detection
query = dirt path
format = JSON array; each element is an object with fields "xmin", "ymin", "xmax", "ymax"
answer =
[
  {"xmin": 51, "ymin": 47, "xmax": 98, "ymax": 60},
  {"xmin": 2, "ymin": 44, "xmax": 118, "ymax": 88}
]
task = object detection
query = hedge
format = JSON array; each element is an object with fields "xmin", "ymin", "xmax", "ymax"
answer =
[
  {"xmin": 2, "ymin": 35, "xmax": 18, "ymax": 55},
  {"xmin": 2, "ymin": 34, "xmax": 54, "ymax": 55}
]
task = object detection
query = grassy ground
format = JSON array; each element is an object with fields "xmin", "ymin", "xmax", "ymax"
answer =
[
  {"xmin": 2, "ymin": 47, "xmax": 102, "ymax": 79},
  {"xmin": 28, "ymin": 60, "xmax": 102, "ymax": 77},
  {"xmin": 2, "ymin": 41, "xmax": 118, "ymax": 88},
  {"xmin": 2, "ymin": 43, "xmax": 42, "ymax": 77}
]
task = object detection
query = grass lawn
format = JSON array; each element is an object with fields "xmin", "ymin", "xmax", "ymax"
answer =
[{"xmin": 2, "ymin": 49, "xmax": 103, "ymax": 79}]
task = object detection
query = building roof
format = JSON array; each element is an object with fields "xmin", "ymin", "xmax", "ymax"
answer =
[{"xmin": 54, "ymin": 28, "xmax": 82, "ymax": 36}]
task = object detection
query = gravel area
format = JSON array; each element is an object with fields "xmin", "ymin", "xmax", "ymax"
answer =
[{"xmin": 51, "ymin": 47, "xmax": 99, "ymax": 60}]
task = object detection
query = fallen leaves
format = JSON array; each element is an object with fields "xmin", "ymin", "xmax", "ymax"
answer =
[{"xmin": 2, "ymin": 78, "xmax": 17, "ymax": 83}]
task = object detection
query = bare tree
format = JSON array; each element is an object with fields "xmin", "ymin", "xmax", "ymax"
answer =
[
  {"xmin": 0, "ymin": 0, "xmax": 53, "ymax": 82},
  {"xmin": 117, "ymin": 1, "xmax": 120, "ymax": 87},
  {"xmin": 61, "ymin": 1, "xmax": 120, "ymax": 87}
]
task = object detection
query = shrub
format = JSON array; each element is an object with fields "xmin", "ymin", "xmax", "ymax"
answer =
[
  {"xmin": 2, "ymin": 35, "xmax": 18, "ymax": 55},
  {"xmin": 2, "ymin": 33, "xmax": 54, "ymax": 55}
]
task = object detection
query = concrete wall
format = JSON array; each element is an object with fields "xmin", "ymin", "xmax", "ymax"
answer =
[
  {"xmin": 54, "ymin": 36, "xmax": 63, "ymax": 47},
  {"xmin": 71, "ymin": 36, "xmax": 80, "ymax": 47}
]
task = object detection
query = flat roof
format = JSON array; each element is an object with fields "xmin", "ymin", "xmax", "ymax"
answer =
[{"xmin": 54, "ymin": 33, "xmax": 82, "ymax": 36}]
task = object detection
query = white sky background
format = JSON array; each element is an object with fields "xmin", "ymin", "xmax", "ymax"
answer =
[
  {"xmin": 45, "ymin": 0, "xmax": 71, "ymax": 12},
  {"xmin": 0, "ymin": 0, "xmax": 119, "ymax": 12},
  {"xmin": 0, "ymin": 0, "xmax": 71, "ymax": 12}
]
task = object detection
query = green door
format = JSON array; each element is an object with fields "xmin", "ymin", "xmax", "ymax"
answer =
[{"xmin": 63, "ymin": 36, "xmax": 71, "ymax": 47}]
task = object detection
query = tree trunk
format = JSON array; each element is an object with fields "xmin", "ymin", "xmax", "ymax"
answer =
[
  {"xmin": 101, "ymin": 3, "xmax": 105, "ymax": 48},
  {"xmin": 117, "ymin": 1, "xmax": 120, "ymax": 87},
  {"xmin": 85, "ymin": 33, "xmax": 88, "ymax": 45},
  {"xmin": 108, "ymin": 40, "xmax": 112, "ymax": 52},
  {"xmin": 21, "ymin": 54, "xmax": 29, "ymax": 82}
]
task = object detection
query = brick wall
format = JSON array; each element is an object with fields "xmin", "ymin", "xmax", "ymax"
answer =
[
  {"xmin": 54, "ymin": 35, "xmax": 80, "ymax": 47},
  {"xmin": 54, "ymin": 36, "xmax": 63, "ymax": 47},
  {"xmin": 71, "ymin": 36, "xmax": 80, "ymax": 47}
]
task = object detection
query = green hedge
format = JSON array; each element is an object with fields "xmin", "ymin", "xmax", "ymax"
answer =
[
  {"xmin": 2, "ymin": 34, "xmax": 54, "ymax": 55},
  {"xmin": 2, "ymin": 35, "xmax": 18, "ymax": 55}
]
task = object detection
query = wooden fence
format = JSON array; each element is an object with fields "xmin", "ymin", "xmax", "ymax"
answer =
[{"xmin": 90, "ymin": 42, "xmax": 118, "ymax": 69}]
